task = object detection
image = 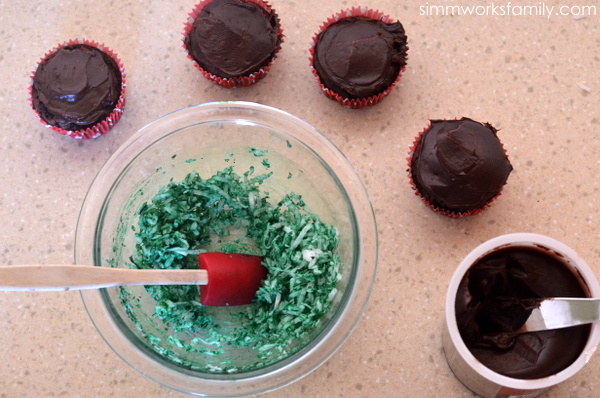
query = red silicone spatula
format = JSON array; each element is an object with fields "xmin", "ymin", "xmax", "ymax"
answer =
[
  {"xmin": 198, "ymin": 252, "xmax": 267, "ymax": 306},
  {"xmin": 0, "ymin": 253, "xmax": 266, "ymax": 306}
]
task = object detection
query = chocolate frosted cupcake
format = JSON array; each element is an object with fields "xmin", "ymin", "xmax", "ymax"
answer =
[
  {"xmin": 408, "ymin": 118, "xmax": 513, "ymax": 217},
  {"xmin": 30, "ymin": 39, "xmax": 125, "ymax": 139},
  {"xmin": 310, "ymin": 8, "xmax": 408, "ymax": 109},
  {"xmin": 183, "ymin": 0, "xmax": 283, "ymax": 88}
]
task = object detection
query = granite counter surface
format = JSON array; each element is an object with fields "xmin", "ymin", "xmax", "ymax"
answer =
[{"xmin": 0, "ymin": 0, "xmax": 598, "ymax": 397}]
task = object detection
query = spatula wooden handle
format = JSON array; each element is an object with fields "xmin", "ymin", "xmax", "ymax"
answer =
[{"xmin": 0, "ymin": 265, "xmax": 209, "ymax": 291}]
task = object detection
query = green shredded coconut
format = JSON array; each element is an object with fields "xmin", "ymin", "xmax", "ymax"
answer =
[
  {"xmin": 118, "ymin": 165, "xmax": 341, "ymax": 372},
  {"xmin": 249, "ymin": 147, "xmax": 268, "ymax": 157}
]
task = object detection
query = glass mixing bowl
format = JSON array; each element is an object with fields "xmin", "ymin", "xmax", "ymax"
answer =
[{"xmin": 75, "ymin": 101, "xmax": 377, "ymax": 396}]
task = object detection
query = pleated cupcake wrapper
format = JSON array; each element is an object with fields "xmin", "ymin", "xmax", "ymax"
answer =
[
  {"xmin": 406, "ymin": 119, "xmax": 508, "ymax": 218},
  {"xmin": 182, "ymin": 0, "xmax": 284, "ymax": 89},
  {"xmin": 309, "ymin": 7, "xmax": 405, "ymax": 109},
  {"xmin": 29, "ymin": 38, "xmax": 126, "ymax": 140}
]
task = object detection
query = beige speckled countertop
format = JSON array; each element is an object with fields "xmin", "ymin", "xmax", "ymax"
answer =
[{"xmin": 1, "ymin": 1, "xmax": 598, "ymax": 397}]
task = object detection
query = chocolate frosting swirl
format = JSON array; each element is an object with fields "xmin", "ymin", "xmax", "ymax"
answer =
[
  {"xmin": 411, "ymin": 118, "xmax": 512, "ymax": 213},
  {"xmin": 313, "ymin": 16, "xmax": 408, "ymax": 99},
  {"xmin": 185, "ymin": 0, "xmax": 281, "ymax": 79},
  {"xmin": 32, "ymin": 44, "xmax": 122, "ymax": 131}
]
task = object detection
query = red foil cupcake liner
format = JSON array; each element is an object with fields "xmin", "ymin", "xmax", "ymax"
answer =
[
  {"xmin": 309, "ymin": 7, "xmax": 406, "ymax": 109},
  {"xmin": 29, "ymin": 38, "xmax": 126, "ymax": 140},
  {"xmin": 182, "ymin": 0, "xmax": 284, "ymax": 88},
  {"xmin": 406, "ymin": 119, "xmax": 508, "ymax": 218}
]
